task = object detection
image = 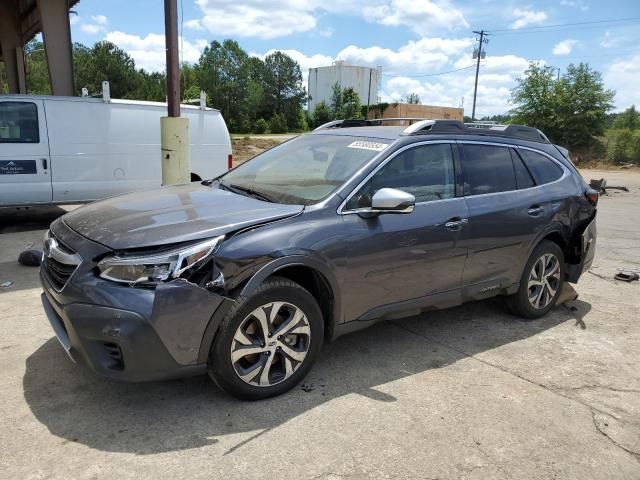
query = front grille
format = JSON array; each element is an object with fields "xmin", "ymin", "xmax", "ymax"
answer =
[
  {"xmin": 43, "ymin": 257, "xmax": 77, "ymax": 290},
  {"xmin": 42, "ymin": 231, "xmax": 82, "ymax": 291}
]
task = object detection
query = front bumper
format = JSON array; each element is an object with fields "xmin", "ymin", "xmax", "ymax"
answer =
[{"xmin": 39, "ymin": 226, "xmax": 234, "ymax": 381}]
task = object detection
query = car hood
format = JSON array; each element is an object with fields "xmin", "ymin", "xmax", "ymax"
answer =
[{"xmin": 63, "ymin": 183, "xmax": 304, "ymax": 250}]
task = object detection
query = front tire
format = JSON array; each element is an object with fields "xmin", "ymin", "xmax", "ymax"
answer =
[
  {"xmin": 208, "ymin": 277, "xmax": 324, "ymax": 400},
  {"xmin": 508, "ymin": 240, "xmax": 565, "ymax": 319}
]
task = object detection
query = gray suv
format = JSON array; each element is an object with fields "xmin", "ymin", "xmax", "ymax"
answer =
[{"xmin": 40, "ymin": 119, "xmax": 598, "ymax": 400}]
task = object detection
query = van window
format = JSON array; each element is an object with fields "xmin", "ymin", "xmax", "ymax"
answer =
[
  {"xmin": 518, "ymin": 149, "xmax": 563, "ymax": 185},
  {"xmin": 0, "ymin": 102, "xmax": 40, "ymax": 143},
  {"xmin": 345, "ymin": 143, "xmax": 456, "ymax": 209},
  {"xmin": 511, "ymin": 149, "xmax": 536, "ymax": 189},
  {"xmin": 462, "ymin": 144, "xmax": 516, "ymax": 195}
]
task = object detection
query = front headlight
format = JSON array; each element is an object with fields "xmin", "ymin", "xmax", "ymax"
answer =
[{"xmin": 97, "ymin": 235, "xmax": 224, "ymax": 285}]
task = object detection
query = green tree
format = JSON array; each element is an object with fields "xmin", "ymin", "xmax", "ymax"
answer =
[
  {"xmin": 330, "ymin": 82, "xmax": 343, "ymax": 118},
  {"xmin": 269, "ymin": 112, "xmax": 287, "ymax": 133},
  {"xmin": 74, "ymin": 41, "xmax": 139, "ymax": 98},
  {"xmin": 263, "ymin": 51, "xmax": 306, "ymax": 130},
  {"xmin": 341, "ymin": 88, "xmax": 363, "ymax": 119},
  {"xmin": 511, "ymin": 63, "xmax": 557, "ymax": 134},
  {"xmin": 613, "ymin": 105, "xmax": 639, "ymax": 130},
  {"xmin": 312, "ymin": 101, "xmax": 332, "ymax": 128},
  {"xmin": 196, "ymin": 39, "xmax": 251, "ymax": 132},
  {"xmin": 511, "ymin": 62, "xmax": 614, "ymax": 148},
  {"xmin": 406, "ymin": 92, "xmax": 420, "ymax": 104},
  {"xmin": 24, "ymin": 40, "xmax": 51, "ymax": 94}
]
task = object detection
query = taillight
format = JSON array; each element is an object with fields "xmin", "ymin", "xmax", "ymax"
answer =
[
  {"xmin": 585, "ymin": 188, "xmax": 599, "ymax": 207},
  {"xmin": 227, "ymin": 154, "xmax": 233, "ymax": 170}
]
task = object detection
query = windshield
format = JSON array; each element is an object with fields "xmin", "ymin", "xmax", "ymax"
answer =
[{"xmin": 219, "ymin": 135, "xmax": 390, "ymax": 205}]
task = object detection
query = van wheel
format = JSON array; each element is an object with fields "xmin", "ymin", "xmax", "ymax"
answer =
[
  {"xmin": 207, "ymin": 277, "xmax": 323, "ymax": 400},
  {"xmin": 507, "ymin": 241, "xmax": 565, "ymax": 319}
]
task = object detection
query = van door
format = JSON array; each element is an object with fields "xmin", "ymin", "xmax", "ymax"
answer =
[{"xmin": 0, "ymin": 99, "xmax": 52, "ymax": 205}]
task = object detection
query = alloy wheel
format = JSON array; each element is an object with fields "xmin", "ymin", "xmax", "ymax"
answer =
[
  {"xmin": 230, "ymin": 302, "xmax": 311, "ymax": 387},
  {"xmin": 527, "ymin": 253, "xmax": 561, "ymax": 309}
]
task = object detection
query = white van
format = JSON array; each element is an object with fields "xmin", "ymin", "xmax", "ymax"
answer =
[{"xmin": 0, "ymin": 94, "xmax": 232, "ymax": 206}]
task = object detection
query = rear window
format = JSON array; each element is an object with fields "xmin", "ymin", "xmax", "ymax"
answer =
[
  {"xmin": 511, "ymin": 149, "xmax": 536, "ymax": 189},
  {"xmin": 462, "ymin": 144, "xmax": 516, "ymax": 195},
  {"xmin": 0, "ymin": 102, "xmax": 39, "ymax": 143},
  {"xmin": 518, "ymin": 149, "xmax": 563, "ymax": 185}
]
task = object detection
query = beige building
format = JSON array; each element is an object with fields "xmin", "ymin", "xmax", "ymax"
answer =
[{"xmin": 368, "ymin": 103, "xmax": 464, "ymax": 124}]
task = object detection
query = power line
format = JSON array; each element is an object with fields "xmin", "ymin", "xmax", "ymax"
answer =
[
  {"xmin": 487, "ymin": 16, "xmax": 640, "ymax": 33},
  {"xmin": 380, "ymin": 64, "xmax": 479, "ymax": 78}
]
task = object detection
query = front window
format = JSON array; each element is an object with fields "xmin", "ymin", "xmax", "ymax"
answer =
[
  {"xmin": 219, "ymin": 135, "xmax": 390, "ymax": 205},
  {"xmin": 0, "ymin": 102, "xmax": 40, "ymax": 143},
  {"xmin": 345, "ymin": 143, "xmax": 456, "ymax": 210}
]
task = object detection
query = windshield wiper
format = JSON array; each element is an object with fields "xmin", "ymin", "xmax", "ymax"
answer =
[{"xmin": 221, "ymin": 182, "xmax": 275, "ymax": 203}]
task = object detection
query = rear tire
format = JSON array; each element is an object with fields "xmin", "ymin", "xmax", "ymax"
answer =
[
  {"xmin": 208, "ymin": 276, "xmax": 323, "ymax": 400},
  {"xmin": 507, "ymin": 240, "xmax": 565, "ymax": 319}
]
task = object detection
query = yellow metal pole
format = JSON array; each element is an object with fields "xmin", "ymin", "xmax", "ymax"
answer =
[
  {"xmin": 161, "ymin": 0, "xmax": 190, "ymax": 185},
  {"xmin": 161, "ymin": 117, "xmax": 190, "ymax": 185}
]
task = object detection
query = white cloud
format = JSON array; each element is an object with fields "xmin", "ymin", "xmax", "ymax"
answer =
[
  {"xmin": 184, "ymin": 19, "xmax": 204, "ymax": 31},
  {"xmin": 337, "ymin": 37, "xmax": 475, "ymax": 75},
  {"xmin": 600, "ymin": 31, "xmax": 614, "ymax": 48},
  {"xmin": 193, "ymin": 0, "xmax": 318, "ymax": 39},
  {"xmin": 80, "ymin": 23, "xmax": 106, "ymax": 35},
  {"xmin": 560, "ymin": 0, "xmax": 589, "ymax": 11},
  {"xmin": 190, "ymin": 0, "xmax": 466, "ymax": 39},
  {"xmin": 91, "ymin": 15, "xmax": 108, "ymax": 25},
  {"xmin": 363, "ymin": 0, "xmax": 468, "ymax": 35},
  {"xmin": 104, "ymin": 31, "xmax": 207, "ymax": 71},
  {"xmin": 251, "ymin": 49, "xmax": 334, "ymax": 87},
  {"xmin": 69, "ymin": 15, "xmax": 80, "ymax": 26},
  {"xmin": 511, "ymin": 8, "xmax": 547, "ymax": 29},
  {"xmin": 604, "ymin": 54, "xmax": 640, "ymax": 111},
  {"xmin": 252, "ymin": 38, "xmax": 532, "ymax": 117},
  {"xmin": 552, "ymin": 39, "xmax": 578, "ymax": 55}
]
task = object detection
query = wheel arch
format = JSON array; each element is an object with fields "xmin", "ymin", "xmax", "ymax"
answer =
[{"xmin": 240, "ymin": 256, "xmax": 341, "ymax": 342}]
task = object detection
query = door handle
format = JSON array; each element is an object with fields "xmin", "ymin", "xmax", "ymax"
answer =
[
  {"xmin": 41, "ymin": 158, "xmax": 48, "ymax": 170},
  {"xmin": 528, "ymin": 205, "xmax": 544, "ymax": 216},
  {"xmin": 445, "ymin": 217, "xmax": 469, "ymax": 231}
]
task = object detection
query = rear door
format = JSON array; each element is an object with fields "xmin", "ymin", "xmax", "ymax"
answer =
[
  {"xmin": 0, "ymin": 100, "xmax": 52, "ymax": 205},
  {"xmin": 458, "ymin": 142, "xmax": 549, "ymax": 296}
]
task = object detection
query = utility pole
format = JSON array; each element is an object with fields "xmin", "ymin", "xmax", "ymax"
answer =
[
  {"xmin": 160, "ymin": 0, "xmax": 190, "ymax": 185},
  {"xmin": 471, "ymin": 30, "xmax": 489, "ymax": 122}
]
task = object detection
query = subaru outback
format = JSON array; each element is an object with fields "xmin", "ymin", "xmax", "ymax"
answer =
[{"xmin": 40, "ymin": 119, "xmax": 598, "ymax": 400}]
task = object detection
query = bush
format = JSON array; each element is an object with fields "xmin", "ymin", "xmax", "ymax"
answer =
[
  {"xmin": 269, "ymin": 113, "xmax": 287, "ymax": 134},
  {"xmin": 604, "ymin": 128, "xmax": 640, "ymax": 165},
  {"xmin": 253, "ymin": 118, "xmax": 268, "ymax": 134}
]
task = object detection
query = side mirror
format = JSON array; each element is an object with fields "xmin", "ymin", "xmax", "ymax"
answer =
[{"xmin": 371, "ymin": 188, "xmax": 415, "ymax": 214}]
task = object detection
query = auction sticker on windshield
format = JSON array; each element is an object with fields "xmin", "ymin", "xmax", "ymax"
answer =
[{"xmin": 347, "ymin": 141, "xmax": 388, "ymax": 152}]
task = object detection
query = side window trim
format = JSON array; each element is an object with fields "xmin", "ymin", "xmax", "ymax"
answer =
[
  {"xmin": 456, "ymin": 140, "xmax": 570, "ymax": 198},
  {"xmin": 510, "ymin": 147, "xmax": 537, "ymax": 189},
  {"xmin": 0, "ymin": 101, "xmax": 40, "ymax": 144},
  {"xmin": 338, "ymin": 140, "xmax": 459, "ymax": 214}
]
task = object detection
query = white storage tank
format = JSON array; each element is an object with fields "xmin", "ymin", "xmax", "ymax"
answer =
[{"xmin": 308, "ymin": 61, "xmax": 380, "ymax": 113}]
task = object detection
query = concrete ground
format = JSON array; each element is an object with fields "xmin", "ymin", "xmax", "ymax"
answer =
[{"xmin": 0, "ymin": 169, "xmax": 638, "ymax": 479}]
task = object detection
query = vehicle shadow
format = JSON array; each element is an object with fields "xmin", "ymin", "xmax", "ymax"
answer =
[
  {"xmin": 0, "ymin": 205, "xmax": 71, "ymax": 234},
  {"xmin": 23, "ymin": 297, "xmax": 591, "ymax": 455}
]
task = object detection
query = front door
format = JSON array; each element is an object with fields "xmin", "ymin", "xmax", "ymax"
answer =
[
  {"xmin": 341, "ymin": 142, "xmax": 468, "ymax": 321},
  {"xmin": 0, "ymin": 100, "xmax": 51, "ymax": 205}
]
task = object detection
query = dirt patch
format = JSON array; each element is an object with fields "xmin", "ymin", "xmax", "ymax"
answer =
[{"xmin": 232, "ymin": 137, "xmax": 286, "ymax": 166}]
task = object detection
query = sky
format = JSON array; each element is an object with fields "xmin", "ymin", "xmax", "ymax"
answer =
[{"xmin": 67, "ymin": 0, "xmax": 640, "ymax": 116}]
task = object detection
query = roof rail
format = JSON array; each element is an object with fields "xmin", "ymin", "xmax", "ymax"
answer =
[
  {"xmin": 313, "ymin": 117, "xmax": 431, "ymax": 131},
  {"xmin": 313, "ymin": 118, "xmax": 550, "ymax": 143}
]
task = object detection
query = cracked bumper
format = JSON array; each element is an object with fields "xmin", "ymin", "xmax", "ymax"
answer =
[{"xmin": 40, "ymin": 269, "xmax": 231, "ymax": 382}]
